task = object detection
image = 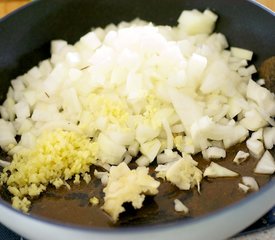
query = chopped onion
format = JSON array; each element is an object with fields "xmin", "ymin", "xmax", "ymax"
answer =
[
  {"xmin": 230, "ymin": 47, "xmax": 253, "ymax": 61},
  {"xmin": 202, "ymin": 146, "xmax": 226, "ymax": 160},
  {"xmin": 140, "ymin": 139, "xmax": 161, "ymax": 162},
  {"xmin": 136, "ymin": 155, "xmax": 151, "ymax": 167},
  {"xmin": 233, "ymin": 151, "xmax": 249, "ymax": 165},
  {"xmin": 174, "ymin": 199, "xmax": 189, "ymax": 213},
  {"xmin": 203, "ymin": 162, "xmax": 238, "ymax": 177},
  {"xmin": 0, "ymin": 159, "xmax": 10, "ymax": 167},
  {"xmin": 238, "ymin": 183, "xmax": 250, "ymax": 193},
  {"xmin": 246, "ymin": 137, "xmax": 264, "ymax": 159},
  {"xmin": 241, "ymin": 176, "xmax": 259, "ymax": 191},
  {"xmin": 263, "ymin": 127, "xmax": 275, "ymax": 149},
  {"xmin": 254, "ymin": 150, "xmax": 275, "ymax": 174}
]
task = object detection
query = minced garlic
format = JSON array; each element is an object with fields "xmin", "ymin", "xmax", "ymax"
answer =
[
  {"xmin": 166, "ymin": 156, "xmax": 202, "ymax": 191},
  {"xmin": 102, "ymin": 162, "xmax": 160, "ymax": 222}
]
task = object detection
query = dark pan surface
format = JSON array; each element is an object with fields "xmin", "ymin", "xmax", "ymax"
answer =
[{"xmin": 0, "ymin": 0, "xmax": 274, "ymax": 228}]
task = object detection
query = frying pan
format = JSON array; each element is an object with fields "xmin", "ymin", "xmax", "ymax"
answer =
[{"xmin": 0, "ymin": 0, "xmax": 274, "ymax": 239}]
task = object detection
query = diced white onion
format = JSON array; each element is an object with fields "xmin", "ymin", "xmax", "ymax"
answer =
[
  {"xmin": 242, "ymin": 176, "xmax": 259, "ymax": 191},
  {"xmin": 204, "ymin": 162, "xmax": 238, "ymax": 178},
  {"xmin": 254, "ymin": 150, "xmax": 275, "ymax": 174},
  {"xmin": 233, "ymin": 151, "xmax": 249, "ymax": 165},
  {"xmin": 174, "ymin": 199, "xmax": 189, "ymax": 213}
]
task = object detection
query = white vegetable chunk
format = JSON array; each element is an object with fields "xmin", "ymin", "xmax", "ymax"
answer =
[
  {"xmin": 241, "ymin": 176, "xmax": 259, "ymax": 191},
  {"xmin": 263, "ymin": 127, "xmax": 275, "ymax": 149},
  {"xmin": 251, "ymin": 128, "xmax": 263, "ymax": 141},
  {"xmin": 94, "ymin": 169, "xmax": 109, "ymax": 180},
  {"xmin": 66, "ymin": 52, "xmax": 81, "ymax": 66},
  {"xmin": 247, "ymin": 80, "xmax": 275, "ymax": 116},
  {"xmin": 178, "ymin": 9, "xmax": 218, "ymax": 35},
  {"xmin": 123, "ymin": 153, "xmax": 132, "ymax": 165},
  {"xmin": 169, "ymin": 88, "xmax": 203, "ymax": 134},
  {"xmin": 2, "ymin": 97, "xmax": 15, "ymax": 121},
  {"xmin": 171, "ymin": 124, "xmax": 184, "ymax": 133},
  {"xmin": 0, "ymin": 159, "xmax": 10, "ymax": 167},
  {"xmin": 128, "ymin": 141, "xmax": 139, "ymax": 157},
  {"xmin": 61, "ymin": 88, "xmax": 82, "ymax": 117},
  {"xmin": 14, "ymin": 101, "xmax": 30, "ymax": 119},
  {"xmin": 136, "ymin": 155, "xmax": 151, "ymax": 167},
  {"xmin": 162, "ymin": 119, "xmax": 174, "ymax": 150},
  {"xmin": 186, "ymin": 53, "xmax": 207, "ymax": 88},
  {"xmin": 80, "ymin": 32, "xmax": 101, "ymax": 51},
  {"xmin": 97, "ymin": 133, "xmax": 126, "ymax": 165},
  {"xmin": 140, "ymin": 139, "xmax": 161, "ymax": 162},
  {"xmin": 202, "ymin": 147, "xmax": 226, "ymax": 160},
  {"xmin": 31, "ymin": 103, "xmax": 61, "ymax": 122},
  {"xmin": 191, "ymin": 116, "xmax": 248, "ymax": 150},
  {"xmin": 157, "ymin": 149, "xmax": 181, "ymax": 164},
  {"xmin": 233, "ymin": 151, "xmax": 250, "ymax": 164},
  {"xmin": 136, "ymin": 123, "xmax": 160, "ymax": 144},
  {"xmin": 43, "ymin": 63, "xmax": 67, "ymax": 95},
  {"xmin": 0, "ymin": 119, "xmax": 16, "ymax": 148},
  {"xmin": 204, "ymin": 162, "xmax": 238, "ymax": 177},
  {"xmin": 51, "ymin": 40, "xmax": 67, "ymax": 54},
  {"xmin": 239, "ymin": 109, "xmax": 267, "ymax": 131},
  {"xmin": 106, "ymin": 128, "xmax": 135, "ymax": 146},
  {"xmin": 230, "ymin": 47, "xmax": 253, "ymax": 61},
  {"xmin": 238, "ymin": 183, "xmax": 250, "ymax": 193},
  {"xmin": 254, "ymin": 150, "xmax": 275, "ymax": 174},
  {"xmin": 174, "ymin": 199, "xmax": 189, "ymax": 213},
  {"xmin": 200, "ymin": 60, "xmax": 231, "ymax": 95},
  {"xmin": 237, "ymin": 65, "xmax": 257, "ymax": 77},
  {"xmin": 257, "ymin": 79, "xmax": 265, "ymax": 86},
  {"xmin": 246, "ymin": 137, "xmax": 264, "ymax": 159},
  {"xmin": 19, "ymin": 132, "xmax": 36, "ymax": 149}
]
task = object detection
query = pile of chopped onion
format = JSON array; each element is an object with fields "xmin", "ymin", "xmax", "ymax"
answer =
[{"xmin": 0, "ymin": 9, "xmax": 274, "ymax": 221}]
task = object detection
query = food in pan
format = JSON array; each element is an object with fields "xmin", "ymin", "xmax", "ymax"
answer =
[{"xmin": 0, "ymin": 9, "xmax": 274, "ymax": 222}]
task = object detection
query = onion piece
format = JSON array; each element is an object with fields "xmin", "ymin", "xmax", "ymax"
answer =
[
  {"xmin": 233, "ymin": 151, "xmax": 249, "ymax": 165},
  {"xmin": 157, "ymin": 149, "xmax": 181, "ymax": 164},
  {"xmin": 254, "ymin": 150, "xmax": 275, "ymax": 174},
  {"xmin": 202, "ymin": 146, "xmax": 226, "ymax": 160},
  {"xmin": 251, "ymin": 128, "xmax": 263, "ymax": 141},
  {"xmin": 263, "ymin": 127, "xmax": 275, "ymax": 149},
  {"xmin": 230, "ymin": 47, "xmax": 253, "ymax": 61},
  {"xmin": 0, "ymin": 159, "xmax": 10, "ymax": 167},
  {"xmin": 174, "ymin": 199, "xmax": 189, "ymax": 213},
  {"xmin": 140, "ymin": 139, "xmax": 161, "ymax": 162},
  {"xmin": 238, "ymin": 183, "xmax": 250, "ymax": 193},
  {"xmin": 242, "ymin": 176, "xmax": 259, "ymax": 191},
  {"xmin": 162, "ymin": 119, "xmax": 173, "ymax": 150},
  {"xmin": 246, "ymin": 137, "xmax": 264, "ymax": 159},
  {"xmin": 136, "ymin": 155, "xmax": 151, "ymax": 167},
  {"xmin": 203, "ymin": 162, "xmax": 238, "ymax": 177}
]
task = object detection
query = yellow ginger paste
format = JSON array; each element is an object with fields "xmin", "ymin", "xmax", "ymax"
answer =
[{"xmin": 0, "ymin": 129, "xmax": 98, "ymax": 212}]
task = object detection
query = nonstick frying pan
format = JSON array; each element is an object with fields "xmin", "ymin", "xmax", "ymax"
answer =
[{"xmin": 0, "ymin": 0, "xmax": 274, "ymax": 239}]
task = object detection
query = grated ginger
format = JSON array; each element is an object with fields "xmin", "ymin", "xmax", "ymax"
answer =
[{"xmin": 0, "ymin": 129, "xmax": 98, "ymax": 212}]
